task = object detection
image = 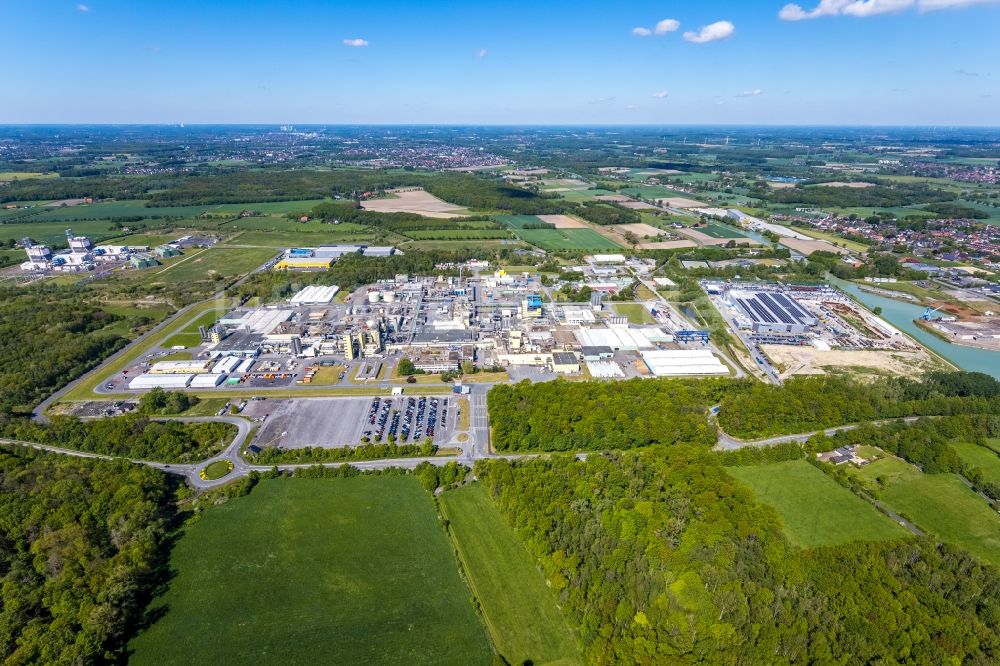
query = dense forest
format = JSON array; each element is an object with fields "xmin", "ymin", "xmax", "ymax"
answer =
[
  {"xmin": 487, "ymin": 378, "xmax": 726, "ymax": 451},
  {"xmin": 718, "ymin": 372, "xmax": 1000, "ymax": 439},
  {"xmin": 0, "ymin": 415, "xmax": 236, "ymax": 463},
  {"xmin": 475, "ymin": 447, "xmax": 1000, "ymax": 664},
  {"xmin": 487, "ymin": 372, "xmax": 1000, "ymax": 452},
  {"xmin": 0, "ymin": 447, "xmax": 177, "ymax": 664},
  {"xmin": 0, "ymin": 291, "xmax": 133, "ymax": 415},
  {"xmin": 767, "ymin": 182, "xmax": 955, "ymax": 208},
  {"xmin": 575, "ymin": 202, "xmax": 641, "ymax": 226}
]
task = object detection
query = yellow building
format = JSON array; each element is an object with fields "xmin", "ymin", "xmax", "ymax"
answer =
[{"xmin": 274, "ymin": 257, "xmax": 334, "ymax": 271}]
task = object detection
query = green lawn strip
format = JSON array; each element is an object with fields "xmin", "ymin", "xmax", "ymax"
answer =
[
  {"xmin": 129, "ymin": 477, "xmax": 492, "ymax": 665},
  {"xmin": 612, "ymin": 303, "xmax": 655, "ymax": 324},
  {"xmin": 727, "ymin": 460, "xmax": 909, "ymax": 548},
  {"xmin": 951, "ymin": 440, "xmax": 1000, "ymax": 485},
  {"xmin": 439, "ymin": 483, "xmax": 583, "ymax": 666}
]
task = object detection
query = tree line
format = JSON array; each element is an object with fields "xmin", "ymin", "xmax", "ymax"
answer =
[{"xmin": 0, "ymin": 414, "xmax": 236, "ymax": 464}]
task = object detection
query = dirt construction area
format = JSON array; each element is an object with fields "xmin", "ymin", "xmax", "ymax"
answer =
[
  {"xmin": 761, "ymin": 344, "xmax": 945, "ymax": 379},
  {"xmin": 361, "ymin": 188, "xmax": 468, "ymax": 218},
  {"xmin": 537, "ymin": 214, "xmax": 587, "ymax": 228}
]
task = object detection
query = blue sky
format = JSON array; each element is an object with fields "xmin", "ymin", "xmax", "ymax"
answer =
[{"xmin": 1, "ymin": 0, "xmax": 998, "ymax": 124}]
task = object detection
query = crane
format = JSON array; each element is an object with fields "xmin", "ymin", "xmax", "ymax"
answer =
[{"xmin": 920, "ymin": 305, "xmax": 944, "ymax": 320}]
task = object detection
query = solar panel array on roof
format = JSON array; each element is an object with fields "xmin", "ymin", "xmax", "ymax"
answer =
[{"xmin": 729, "ymin": 289, "xmax": 816, "ymax": 334}]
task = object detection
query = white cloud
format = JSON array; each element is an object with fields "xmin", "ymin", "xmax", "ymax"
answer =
[
  {"xmin": 76, "ymin": 3, "xmax": 90, "ymax": 11},
  {"xmin": 779, "ymin": 0, "xmax": 997, "ymax": 19},
  {"xmin": 342, "ymin": 38, "xmax": 369, "ymax": 47},
  {"xmin": 737, "ymin": 89, "xmax": 764, "ymax": 97},
  {"xmin": 954, "ymin": 68, "xmax": 980, "ymax": 76},
  {"xmin": 632, "ymin": 27, "xmax": 652, "ymax": 36},
  {"xmin": 588, "ymin": 96, "xmax": 616, "ymax": 104},
  {"xmin": 625, "ymin": 104, "xmax": 639, "ymax": 110},
  {"xmin": 654, "ymin": 18, "xmax": 680, "ymax": 34},
  {"xmin": 652, "ymin": 90, "xmax": 669, "ymax": 98},
  {"xmin": 683, "ymin": 21, "xmax": 735, "ymax": 43},
  {"xmin": 919, "ymin": 0, "xmax": 1000, "ymax": 10},
  {"xmin": 475, "ymin": 48, "xmax": 487, "ymax": 59}
]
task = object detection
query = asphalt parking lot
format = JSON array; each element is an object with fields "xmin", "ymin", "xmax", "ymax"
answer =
[
  {"xmin": 252, "ymin": 398, "xmax": 371, "ymax": 448},
  {"xmin": 250, "ymin": 396, "xmax": 456, "ymax": 449}
]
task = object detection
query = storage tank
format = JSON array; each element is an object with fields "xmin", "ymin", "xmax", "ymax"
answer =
[
  {"xmin": 368, "ymin": 291, "xmax": 381, "ymax": 304},
  {"xmin": 383, "ymin": 291, "xmax": 395, "ymax": 303}
]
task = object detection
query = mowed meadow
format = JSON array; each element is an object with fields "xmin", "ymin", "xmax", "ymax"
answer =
[{"xmin": 129, "ymin": 476, "xmax": 493, "ymax": 665}]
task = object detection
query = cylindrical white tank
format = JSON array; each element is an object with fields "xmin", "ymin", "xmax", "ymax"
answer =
[
  {"xmin": 368, "ymin": 291, "xmax": 381, "ymax": 304},
  {"xmin": 383, "ymin": 291, "xmax": 395, "ymax": 303}
]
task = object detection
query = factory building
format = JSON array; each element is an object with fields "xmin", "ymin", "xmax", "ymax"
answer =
[
  {"xmin": 520, "ymin": 294, "xmax": 543, "ymax": 319},
  {"xmin": 148, "ymin": 359, "xmax": 215, "ymax": 374},
  {"xmin": 641, "ymin": 349, "xmax": 728, "ymax": 376},
  {"xmin": 189, "ymin": 373, "xmax": 227, "ymax": 388},
  {"xmin": 154, "ymin": 245, "xmax": 181, "ymax": 258},
  {"xmin": 574, "ymin": 326, "xmax": 672, "ymax": 351},
  {"xmin": 727, "ymin": 288, "xmax": 817, "ymax": 335},
  {"xmin": 274, "ymin": 257, "xmax": 334, "ymax": 271},
  {"xmin": 289, "ymin": 285, "xmax": 340, "ymax": 305},
  {"xmin": 130, "ymin": 255, "xmax": 159, "ymax": 269},
  {"xmin": 362, "ymin": 246, "xmax": 395, "ymax": 257},
  {"xmin": 314, "ymin": 245, "xmax": 364, "ymax": 259},
  {"xmin": 129, "ymin": 374, "xmax": 193, "ymax": 390},
  {"xmin": 552, "ymin": 352, "xmax": 581, "ymax": 374}
]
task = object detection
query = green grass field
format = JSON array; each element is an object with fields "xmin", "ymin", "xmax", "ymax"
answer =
[
  {"xmin": 513, "ymin": 228, "xmax": 622, "ymax": 251},
  {"xmin": 229, "ymin": 228, "xmax": 380, "ymax": 247},
  {"xmin": 697, "ymin": 222, "xmax": 746, "ymax": 239},
  {"xmin": 142, "ymin": 246, "xmax": 277, "ymax": 285},
  {"xmin": 727, "ymin": 460, "xmax": 909, "ymax": 548},
  {"xmin": 612, "ymin": 303, "xmax": 655, "ymax": 324},
  {"xmin": 0, "ymin": 219, "xmax": 126, "ymax": 247},
  {"xmin": 129, "ymin": 477, "xmax": 492, "ymax": 665},
  {"xmin": 847, "ymin": 457, "xmax": 1000, "ymax": 567},
  {"xmin": 0, "ymin": 171, "xmax": 59, "ymax": 180},
  {"xmin": 405, "ymin": 229, "xmax": 512, "ymax": 240},
  {"xmin": 496, "ymin": 214, "xmax": 555, "ymax": 230},
  {"xmin": 439, "ymin": 484, "xmax": 582, "ymax": 666},
  {"xmin": 952, "ymin": 440, "xmax": 1000, "ymax": 486}
]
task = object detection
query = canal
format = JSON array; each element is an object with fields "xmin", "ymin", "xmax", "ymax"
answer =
[{"xmin": 828, "ymin": 275, "xmax": 1000, "ymax": 379}]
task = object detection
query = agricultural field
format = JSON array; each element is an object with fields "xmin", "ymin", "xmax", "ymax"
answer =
[
  {"xmin": 439, "ymin": 484, "xmax": 582, "ymax": 666},
  {"xmin": 847, "ymin": 457, "xmax": 1000, "ymax": 567},
  {"xmin": 727, "ymin": 460, "xmax": 909, "ymax": 548},
  {"xmin": 512, "ymin": 228, "xmax": 622, "ymax": 251},
  {"xmin": 129, "ymin": 477, "xmax": 492, "ymax": 665},
  {"xmin": 404, "ymin": 229, "xmax": 512, "ymax": 240},
  {"xmin": 399, "ymin": 239, "xmax": 523, "ymax": 251},
  {"xmin": 557, "ymin": 188, "xmax": 616, "ymax": 203},
  {"xmin": 141, "ymin": 246, "xmax": 278, "ymax": 285},
  {"xmin": 951, "ymin": 440, "xmax": 1000, "ymax": 485},
  {"xmin": 360, "ymin": 188, "xmax": 469, "ymax": 218},
  {"xmin": 228, "ymin": 228, "xmax": 379, "ymax": 248},
  {"xmin": 0, "ymin": 219, "xmax": 125, "ymax": 247}
]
